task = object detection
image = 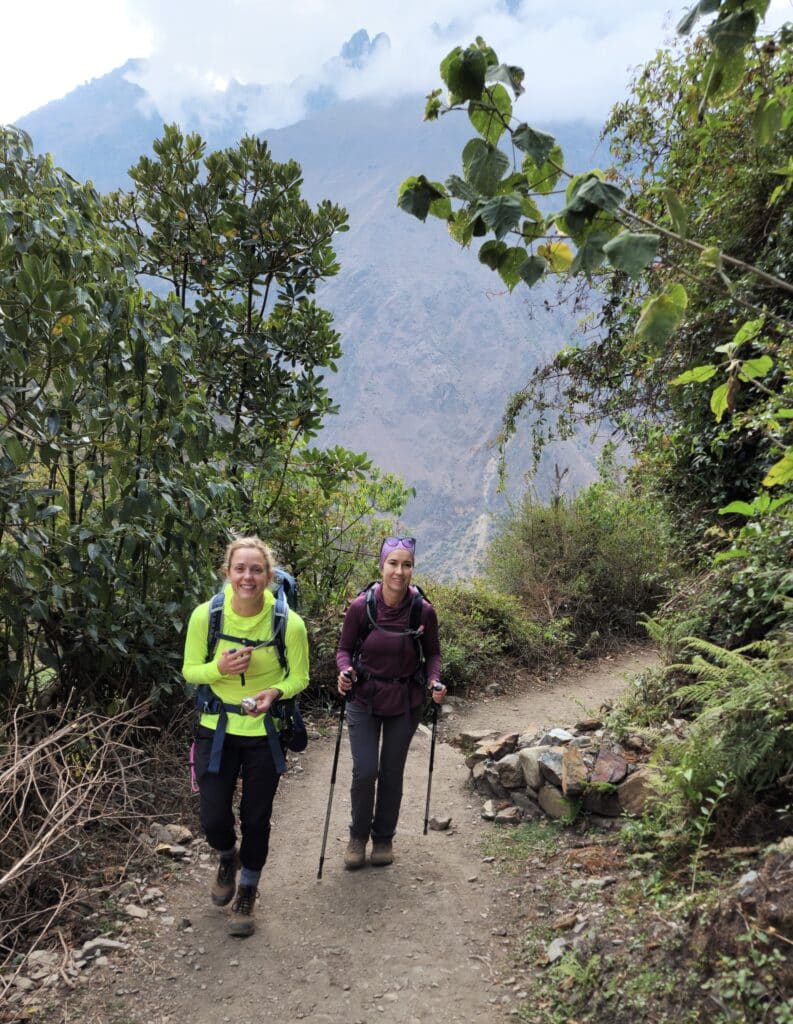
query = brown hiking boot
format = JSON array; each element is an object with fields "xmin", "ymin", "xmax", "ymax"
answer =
[
  {"xmin": 343, "ymin": 835, "xmax": 367, "ymax": 870},
  {"xmin": 370, "ymin": 840, "xmax": 393, "ymax": 866},
  {"xmin": 228, "ymin": 884, "xmax": 257, "ymax": 937},
  {"xmin": 210, "ymin": 851, "xmax": 239, "ymax": 906}
]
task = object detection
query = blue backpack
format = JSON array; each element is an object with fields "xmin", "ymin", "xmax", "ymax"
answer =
[{"xmin": 194, "ymin": 569, "xmax": 307, "ymax": 776}]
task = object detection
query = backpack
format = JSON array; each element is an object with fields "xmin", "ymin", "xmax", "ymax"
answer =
[
  {"xmin": 353, "ymin": 581, "xmax": 429, "ymax": 672},
  {"xmin": 193, "ymin": 568, "xmax": 307, "ymax": 776}
]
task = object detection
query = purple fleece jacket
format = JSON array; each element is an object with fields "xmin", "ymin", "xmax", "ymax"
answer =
[{"xmin": 336, "ymin": 584, "xmax": 442, "ymax": 716}]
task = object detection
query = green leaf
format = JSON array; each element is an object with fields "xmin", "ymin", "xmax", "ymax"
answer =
[
  {"xmin": 478, "ymin": 195, "xmax": 523, "ymax": 239},
  {"xmin": 522, "ymin": 144, "xmax": 564, "ymax": 196},
  {"xmin": 3, "ymin": 435, "xmax": 26, "ymax": 466},
  {"xmin": 485, "ymin": 63, "xmax": 525, "ymax": 98},
  {"xmin": 429, "ymin": 194, "xmax": 453, "ymax": 220},
  {"xmin": 710, "ymin": 382, "xmax": 730, "ymax": 423},
  {"xmin": 463, "ymin": 139, "xmax": 510, "ymax": 195},
  {"xmin": 397, "ymin": 176, "xmax": 446, "ymax": 221},
  {"xmin": 569, "ymin": 230, "xmax": 609, "ymax": 278},
  {"xmin": 635, "ymin": 285, "xmax": 688, "ymax": 346},
  {"xmin": 498, "ymin": 247, "xmax": 530, "ymax": 291},
  {"xmin": 603, "ymin": 232, "xmax": 659, "ymax": 277},
  {"xmin": 707, "ymin": 11, "xmax": 758, "ymax": 57},
  {"xmin": 441, "ymin": 46, "xmax": 487, "ymax": 102},
  {"xmin": 713, "ymin": 547, "xmax": 750, "ymax": 564},
  {"xmin": 763, "ymin": 449, "xmax": 793, "ymax": 488},
  {"xmin": 512, "ymin": 124, "xmax": 556, "ymax": 166},
  {"xmin": 446, "ymin": 174, "xmax": 478, "ymax": 202},
  {"xmin": 569, "ymin": 177, "xmax": 624, "ymax": 214},
  {"xmin": 718, "ymin": 500, "xmax": 756, "ymax": 516},
  {"xmin": 670, "ymin": 364, "xmax": 717, "ymax": 385},
  {"xmin": 468, "ymin": 84, "xmax": 512, "ymax": 145},
  {"xmin": 478, "ymin": 240, "xmax": 508, "ymax": 270},
  {"xmin": 661, "ymin": 188, "xmax": 688, "ymax": 237},
  {"xmin": 517, "ymin": 255, "xmax": 547, "ymax": 286},
  {"xmin": 739, "ymin": 355, "xmax": 773, "ymax": 381},
  {"xmin": 677, "ymin": 0, "xmax": 720, "ymax": 36},
  {"xmin": 754, "ymin": 97, "xmax": 783, "ymax": 147},
  {"xmin": 733, "ymin": 316, "xmax": 765, "ymax": 347},
  {"xmin": 700, "ymin": 245, "xmax": 722, "ymax": 269}
]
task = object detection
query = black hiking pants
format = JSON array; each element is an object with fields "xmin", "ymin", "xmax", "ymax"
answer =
[
  {"xmin": 193, "ymin": 726, "xmax": 280, "ymax": 871},
  {"xmin": 346, "ymin": 702, "xmax": 422, "ymax": 842}
]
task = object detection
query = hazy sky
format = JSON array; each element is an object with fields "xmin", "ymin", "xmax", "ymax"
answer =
[{"xmin": 2, "ymin": 1, "xmax": 791, "ymax": 127}]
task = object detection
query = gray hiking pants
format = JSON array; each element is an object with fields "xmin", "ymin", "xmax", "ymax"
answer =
[{"xmin": 346, "ymin": 701, "xmax": 422, "ymax": 842}]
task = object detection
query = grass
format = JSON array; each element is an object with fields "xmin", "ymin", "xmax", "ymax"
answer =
[{"xmin": 481, "ymin": 819, "xmax": 564, "ymax": 870}]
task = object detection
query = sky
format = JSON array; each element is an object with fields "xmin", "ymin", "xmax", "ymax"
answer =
[{"xmin": 2, "ymin": 0, "xmax": 791, "ymax": 128}]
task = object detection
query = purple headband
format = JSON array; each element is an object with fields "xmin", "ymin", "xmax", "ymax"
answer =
[{"xmin": 379, "ymin": 536, "xmax": 416, "ymax": 568}]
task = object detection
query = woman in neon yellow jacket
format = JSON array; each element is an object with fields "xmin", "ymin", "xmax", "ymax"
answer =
[{"xmin": 182, "ymin": 536, "xmax": 309, "ymax": 938}]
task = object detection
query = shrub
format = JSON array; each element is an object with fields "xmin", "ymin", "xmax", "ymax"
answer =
[
  {"xmin": 486, "ymin": 465, "xmax": 679, "ymax": 650},
  {"xmin": 429, "ymin": 579, "xmax": 570, "ymax": 691}
]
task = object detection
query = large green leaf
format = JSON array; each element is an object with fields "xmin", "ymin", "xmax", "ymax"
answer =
[
  {"xmin": 446, "ymin": 174, "xmax": 479, "ymax": 202},
  {"xmin": 763, "ymin": 449, "xmax": 793, "ymax": 487},
  {"xmin": 463, "ymin": 139, "xmax": 510, "ymax": 195},
  {"xmin": 396, "ymin": 176, "xmax": 446, "ymax": 221},
  {"xmin": 478, "ymin": 195, "xmax": 523, "ymax": 239},
  {"xmin": 569, "ymin": 230, "xmax": 610, "ymax": 278},
  {"xmin": 739, "ymin": 355, "xmax": 773, "ymax": 381},
  {"xmin": 478, "ymin": 240, "xmax": 508, "ymax": 270},
  {"xmin": 661, "ymin": 188, "xmax": 688, "ymax": 237},
  {"xmin": 635, "ymin": 284, "xmax": 688, "ymax": 345},
  {"xmin": 468, "ymin": 85, "xmax": 512, "ymax": 145},
  {"xmin": 710, "ymin": 381, "xmax": 731, "ymax": 422},
  {"xmin": 518, "ymin": 254, "xmax": 547, "ymax": 286},
  {"xmin": 707, "ymin": 11, "xmax": 758, "ymax": 57},
  {"xmin": 441, "ymin": 46, "xmax": 487, "ymax": 102},
  {"xmin": 537, "ymin": 240, "xmax": 574, "ymax": 273},
  {"xmin": 498, "ymin": 247, "xmax": 530, "ymax": 291},
  {"xmin": 671, "ymin": 364, "xmax": 717, "ymax": 385},
  {"xmin": 568, "ymin": 176, "xmax": 624, "ymax": 214},
  {"xmin": 603, "ymin": 232, "xmax": 659, "ymax": 277},
  {"xmin": 512, "ymin": 124, "xmax": 556, "ymax": 166},
  {"xmin": 522, "ymin": 145, "xmax": 564, "ymax": 196}
]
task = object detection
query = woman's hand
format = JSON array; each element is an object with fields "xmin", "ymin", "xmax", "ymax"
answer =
[
  {"xmin": 247, "ymin": 687, "xmax": 282, "ymax": 716},
  {"xmin": 218, "ymin": 646, "xmax": 253, "ymax": 676},
  {"xmin": 428, "ymin": 680, "xmax": 446, "ymax": 704},
  {"xmin": 337, "ymin": 668, "xmax": 356, "ymax": 696}
]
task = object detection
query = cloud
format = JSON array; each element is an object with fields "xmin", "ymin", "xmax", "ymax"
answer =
[{"xmin": 124, "ymin": 0, "xmax": 792, "ymax": 130}]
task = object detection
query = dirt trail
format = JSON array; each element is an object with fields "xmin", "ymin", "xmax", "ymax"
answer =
[{"xmin": 51, "ymin": 647, "xmax": 657, "ymax": 1024}]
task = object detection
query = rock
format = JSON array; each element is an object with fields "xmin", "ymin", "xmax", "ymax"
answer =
[
  {"xmin": 429, "ymin": 816, "xmax": 452, "ymax": 831},
  {"xmin": 623, "ymin": 735, "xmax": 645, "ymax": 751},
  {"xmin": 124, "ymin": 904, "xmax": 148, "ymax": 919},
  {"xmin": 516, "ymin": 728, "xmax": 540, "ymax": 748},
  {"xmin": 539, "ymin": 728, "xmax": 574, "ymax": 745},
  {"xmin": 591, "ymin": 749, "xmax": 628, "ymax": 785},
  {"xmin": 81, "ymin": 938, "xmax": 129, "ymax": 957},
  {"xmin": 155, "ymin": 842, "xmax": 189, "ymax": 859},
  {"xmin": 476, "ymin": 733, "xmax": 520, "ymax": 760},
  {"xmin": 471, "ymin": 761, "xmax": 496, "ymax": 797},
  {"xmin": 538, "ymin": 748, "xmax": 565, "ymax": 788},
  {"xmin": 485, "ymin": 683, "xmax": 504, "ymax": 696},
  {"xmin": 494, "ymin": 806, "xmax": 522, "ymax": 825},
  {"xmin": 538, "ymin": 785, "xmax": 573, "ymax": 820},
  {"xmin": 545, "ymin": 938, "xmax": 569, "ymax": 964},
  {"xmin": 440, "ymin": 704, "xmax": 454, "ymax": 717},
  {"xmin": 482, "ymin": 800, "xmax": 497, "ymax": 821},
  {"xmin": 163, "ymin": 824, "xmax": 193, "ymax": 844},
  {"xmin": 510, "ymin": 791, "xmax": 542, "ymax": 818},
  {"xmin": 517, "ymin": 747, "xmax": 544, "ymax": 790},
  {"xmin": 492, "ymin": 753, "xmax": 525, "ymax": 789},
  {"xmin": 27, "ymin": 950, "xmax": 59, "ymax": 966},
  {"xmin": 583, "ymin": 786, "xmax": 621, "ymax": 817},
  {"xmin": 483, "ymin": 765, "xmax": 511, "ymax": 800},
  {"xmin": 465, "ymin": 750, "xmax": 490, "ymax": 770},
  {"xmin": 456, "ymin": 730, "xmax": 497, "ymax": 751},
  {"xmin": 13, "ymin": 977, "xmax": 35, "ymax": 991},
  {"xmin": 617, "ymin": 767, "xmax": 660, "ymax": 815},
  {"xmin": 561, "ymin": 747, "xmax": 589, "ymax": 796},
  {"xmin": 574, "ymin": 718, "xmax": 602, "ymax": 732}
]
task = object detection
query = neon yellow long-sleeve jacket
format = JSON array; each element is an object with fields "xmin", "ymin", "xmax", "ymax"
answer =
[{"xmin": 182, "ymin": 585, "xmax": 309, "ymax": 737}]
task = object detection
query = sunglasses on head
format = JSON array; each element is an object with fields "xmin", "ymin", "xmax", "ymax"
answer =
[{"xmin": 380, "ymin": 536, "xmax": 416, "ymax": 556}]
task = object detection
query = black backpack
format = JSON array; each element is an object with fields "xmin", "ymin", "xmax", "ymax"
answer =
[
  {"xmin": 194, "ymin": 568, "xmax": 307, "ymax": 775},
  {"xmin": 353, "ymin": 581, "xmax": 429, "ymax": 671}
]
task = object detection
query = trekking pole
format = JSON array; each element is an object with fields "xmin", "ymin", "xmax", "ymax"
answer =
[
  {"xmin": 423, "ymin": 684, "xmax": 444, "ymax": 836},
  {"xmin": 317, "ymin": 673, "xmax": 351, "ymax": 880}
]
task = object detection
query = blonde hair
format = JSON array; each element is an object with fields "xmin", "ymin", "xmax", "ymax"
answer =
[{"xmin": 222, "ymin": 536, "xmax": 275, "ymax": 576}]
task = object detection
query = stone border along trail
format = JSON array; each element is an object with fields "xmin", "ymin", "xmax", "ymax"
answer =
[{"xmin": 44, "ymin": 646, "xmax": 657, "ymax": 1024}]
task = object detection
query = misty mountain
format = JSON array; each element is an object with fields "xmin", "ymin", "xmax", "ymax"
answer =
[{"xmin": 16, "ymin": 57, "xmax": 608, "ymax": 574}]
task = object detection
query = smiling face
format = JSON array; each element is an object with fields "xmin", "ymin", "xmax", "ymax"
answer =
[
  {"xmin": 225, "ymin": 545, "xmax": 272, "ymax": 611},
  {"xmin": 380, "ymin": 546, "xmax": 413, "ymax": 604}
]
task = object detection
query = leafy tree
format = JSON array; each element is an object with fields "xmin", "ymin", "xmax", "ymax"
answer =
[{"xmin": 0, "ymin": 126, "xmax": 391, "ymax": 715}]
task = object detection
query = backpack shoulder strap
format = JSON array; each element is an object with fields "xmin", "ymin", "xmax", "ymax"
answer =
[
  {"xmin": 205, "ymin": 590, "xmax": 226, "ymax": 663},
  {"xmin": 408, "ymin": 585, "xmax": 428, "ymax": 665},
  {"xmin": 270, "ymin": 570, "xmax": 294, "ymax": 676}
]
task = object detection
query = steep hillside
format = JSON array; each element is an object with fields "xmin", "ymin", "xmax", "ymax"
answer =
[{"xmin": 17, "ymin": 70, "xmax": 607, "ymax": 573}]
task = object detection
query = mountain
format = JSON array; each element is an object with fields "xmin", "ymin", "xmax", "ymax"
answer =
[{"xmin": 16, "ymin": 60, "xmax": 608, "ymax": 575}]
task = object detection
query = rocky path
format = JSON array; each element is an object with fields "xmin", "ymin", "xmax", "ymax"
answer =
[{"xmin": 39, "ymin": 647, "xmax": 657, "ymax": 1024}]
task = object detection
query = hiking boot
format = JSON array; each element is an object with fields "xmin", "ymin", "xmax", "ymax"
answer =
[
  {"xmin": 210, "ymin": 851, "xmax": 239, "ymax": 906},
  {"xmin": 228, "ymin": 885, "xmax": 257, "ymax": 937},
  {"xmin": 370, "ymin": 840, "xmax": 394, "ymax": 866},
  {"xmin": 343, "ymin": 835, "xmax": 367, "ymax": 870}
]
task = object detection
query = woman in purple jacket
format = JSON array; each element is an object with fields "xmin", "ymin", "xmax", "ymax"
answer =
[{"xmin": 336, "ymin": 536, "xmax": 445, "ymax": 869}]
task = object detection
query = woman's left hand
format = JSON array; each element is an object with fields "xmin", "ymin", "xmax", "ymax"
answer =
[
  {"xmin": 247, "ymin": 687, "xmax": 282, "ymax": 716},
  {"xmin": 428, "ymin": 680, "xmax": 446, "ymax": 704}
]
